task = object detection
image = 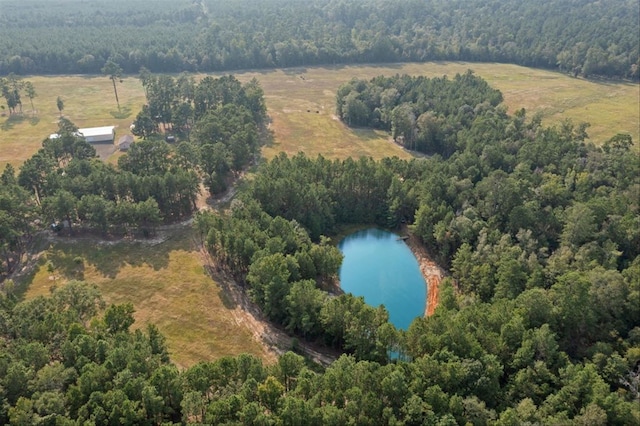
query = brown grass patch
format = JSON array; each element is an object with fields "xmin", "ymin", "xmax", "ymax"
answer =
[
  {"xmin": 2, "ymin": 63, "xmax": 636, "ymax": 171},
  {"xmin": 18, "ymin": 229, "xmax": 269, "ymax": 369}
]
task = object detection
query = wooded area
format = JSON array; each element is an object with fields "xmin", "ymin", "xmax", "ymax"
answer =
[
  {"xmin": 0, "ymin": 73, "xmax": 267, "ymax": 279},
  {"xmin": 0, "ymin": 0, "xmax": 638, "ymax": 423},
  {"xmin": 1, "ymin": 70, "xmax": 638, "ymax": 420},
  {"xmin": 0, "ymin": 0, "xmax": 637, "ymax": 79}
]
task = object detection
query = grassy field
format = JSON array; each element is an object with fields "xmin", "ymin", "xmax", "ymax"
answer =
[
  {"xmin": 236, "ymin": 62, "xmax": 639, "ymax": 160},
  {"xmin": 18, "ymin": 229, "xmax": 269, "ymax": 369},
  {"xmin": 0, "ymin": 75, "xmax": 146, "ymax": 169},
  {"xmin": 1, "ymin": 62, "xmax": 637, "ymax": 170}
]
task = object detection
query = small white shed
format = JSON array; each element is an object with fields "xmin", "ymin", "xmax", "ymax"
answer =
[{"xmin": 118, "ymin": 134, "xmax": 134, "ymax": 151}]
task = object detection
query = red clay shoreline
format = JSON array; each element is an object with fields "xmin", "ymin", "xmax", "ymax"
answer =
[{"xmin": 403, "ymin": 233, "xmax": 446, "ymax": 317}]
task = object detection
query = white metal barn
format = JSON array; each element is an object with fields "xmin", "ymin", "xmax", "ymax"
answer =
[
  {"xmin": 77, "ymin": 126, "xmax": 116, "ymax": 143},
  {"xmin": 49, "ymin": 126, "xmax": 116, "ymax": 144}
]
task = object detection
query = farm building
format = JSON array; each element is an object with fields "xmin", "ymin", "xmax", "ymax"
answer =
[
  {"xmin": 118, "ymin": 134, "xmax": 134, "ymax": 151},
  {"xmin": 49, "ymin": 126, "xmax": 116, "ymax": 144},
  {"xmin": 78, "ymin": 126, "xmax": 116, "ymax": 143}
]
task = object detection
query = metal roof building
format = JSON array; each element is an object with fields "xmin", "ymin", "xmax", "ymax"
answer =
[
  {"xmin": 49, "ymin": 126, "xmax": 116, "ymax": 144},
  {"xmin": 118, "ymin": 134, "xmax": 134, "ymax": 151},
  {"xmin": 77, "ymin": 126, "xmax": 115, "ymax": 143}
]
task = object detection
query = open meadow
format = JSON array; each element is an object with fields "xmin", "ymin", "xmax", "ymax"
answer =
[
  {"xmin": 1, "ymin": 62, "xmax": 638, "ymax": 171},
  {"xmin": 5, "ymin": 62, "xmax": 639, "ymax": 365},
  {"xmin": 238, "ymin": 62, "xmax": 639, "ymax": 160},
  {"xmin": 18, "ymin": 228, "xmax": 272, "ymax": 369}
]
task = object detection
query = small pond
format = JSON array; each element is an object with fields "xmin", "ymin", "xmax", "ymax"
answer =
[{"xmin": 338, "ymin": 228, "xmax": 427, "ymax": 330}]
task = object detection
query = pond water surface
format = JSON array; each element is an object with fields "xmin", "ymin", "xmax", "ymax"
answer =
[{"xmin": 338, "ymin": 228, "xmax": 427, "ymax": 330}]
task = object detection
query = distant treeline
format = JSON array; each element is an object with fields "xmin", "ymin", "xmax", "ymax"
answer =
[{"xmin": 0, "ymin": 0, "xmax": 637, "ymax": 79}]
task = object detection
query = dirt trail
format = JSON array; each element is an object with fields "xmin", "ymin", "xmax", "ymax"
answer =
[
  {"xmin": 19, "ymin": 211, "xmax": 339, "ymax": 367},
  {"xmin": 199, "ymin": 248, "xmax": 338, "ymax": 367},
  {"xmin": 404, "ymin": 233, "xmax": 447, "ymax": 317}
]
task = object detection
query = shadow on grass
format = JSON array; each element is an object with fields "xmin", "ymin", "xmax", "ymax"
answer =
[
  {"xmin": 350, "ymin": 127, "xmax": 386, "ymax": 142},
  {"xmin": 12, "ymin": 255, "xmax": 47, "ymax": 301},
  {"xmin": 1, "ymin": 114, "xmax": 27, "ymax": 131},
  {"xmin": 217, "ymin": 287, "xmax": 237, "ymax": 309},
  {"xmin": 110, "ymin": 105, "xmax": 132, "ymax": 119},
  {"xmin": 46, "ymin": 250, "xmax": 86, "ymax": 281},
  {"xmin": 29, "ymin": 116, "xmax": 41, "ymax": 126},
  {"xmin": 261, "ymin": 126, "xmax": 276, "ymax": 148},
  {"xmin": 283, "ymin": 67, "xmax": 308, "ymax": 76},
  {"xmin": 25, "ymin": 231, "xmax": 192, "ymax": 286}
]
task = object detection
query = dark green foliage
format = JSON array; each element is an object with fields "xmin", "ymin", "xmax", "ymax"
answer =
[
  {"xmin": 22, "ymin": 129, "xmax": 201, "ymax": 235},
  {"xmin": 2, "ymin": 66, "xmax": 639, "ymax": 424},
  {"xmin": 193, "ymin": 69, "xmax": 638, "ymax": 422},
  {"xmin": 337, "ymin": 71, "xmax": 504, "ymax": 156},
  {"xmin": 133, "ymin": 72, "xmax": 266, "ymax": 196},
  {"xmin": 0, "ymin": 0, "xmax": 637, "ymax": 79},
  {"xmin": 0, "ymin": 282, "xmax": 178, "ymax": 425},
  {"xmin": 9, "ymin": 75, "xmax": 267, "ymax": 236},
  {"xmin": 0, "ymin": 164, "xmax": 36, "ymax": 277}
]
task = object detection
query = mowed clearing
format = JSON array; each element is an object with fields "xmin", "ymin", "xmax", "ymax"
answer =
[
  {"xmin": 233, "ymin": 62, "xmax": 639, "ymax": 159},
  {"xmin": 1, "ymin": 62, "xmax": 637, "ymax": 170},
  {"xmin": 19, "ymin": 228, "xmax": 273, "ymax": 369}
]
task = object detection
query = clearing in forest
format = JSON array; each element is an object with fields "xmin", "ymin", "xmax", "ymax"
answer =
[
  {"xmin": 1, "ymin": 62, "xmax": 637, "ymax": 170},
  {"xmin": 5, "ymin": 62, "xmax": 639, "ymax": 364},
  {"xmin": 17, "ymin": 227, "xmax": 273, "ymax": 369}
]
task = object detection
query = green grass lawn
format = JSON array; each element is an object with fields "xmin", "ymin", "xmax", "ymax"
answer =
[
  {"xmin": 1, "ymin": 62, "xmax": 637, "ymax": 171},
  {"xmin": 231, "ymin": 62, "xmax": 639, "ymax": 160},
  {"xmin": 19, "ymin": 229, "xmax": 269, "ymax": 369}
]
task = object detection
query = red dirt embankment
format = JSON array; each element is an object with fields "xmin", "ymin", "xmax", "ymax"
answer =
[{"xmin": 404, "ymin": 233, "xmax": 446, "ymax": 317}]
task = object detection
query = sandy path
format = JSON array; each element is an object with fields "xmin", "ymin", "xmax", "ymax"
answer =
[
  {"xmin": 404, "ymin": 233, "xmax": 447, "ymax": 317},
  {"xmin": 199, "ymin": 248, "xmax": 339, "ymax": 367}
]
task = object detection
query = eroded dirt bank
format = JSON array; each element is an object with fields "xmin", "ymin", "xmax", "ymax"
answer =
[{"xmin": 403, "ymin": 233, "xmax": 447, "ymax": 317}]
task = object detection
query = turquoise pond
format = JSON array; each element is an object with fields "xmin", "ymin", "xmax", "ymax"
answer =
[{"xmin": 338, "ymin": 228, "xmax": 427, "ymax": 330}]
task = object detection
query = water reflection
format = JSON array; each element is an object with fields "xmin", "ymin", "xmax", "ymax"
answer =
[{"xmin": 338, "ymin": 228, "xmax": 426, "ymax": 330}]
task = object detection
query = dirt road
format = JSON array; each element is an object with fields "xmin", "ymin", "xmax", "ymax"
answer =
[{"xmin": 199, "ymin": 248, "xmax": 338, "ymax": 366}]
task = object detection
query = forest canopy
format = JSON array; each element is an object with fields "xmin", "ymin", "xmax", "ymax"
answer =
[
  {"xmin": 2, "ymin": 112, "xmax": 639, "ymax": 423},
  {"xmin": 0, "ymin": 0, "xmax": 638, "ymax": 79},
  {"xmin": 0, "ymin": 0, "xmax": 639, "ymax": 415}
]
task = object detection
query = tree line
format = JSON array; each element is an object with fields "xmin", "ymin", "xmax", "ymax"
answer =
[
  {"xmin": 132, "ymin": 71, "xmax": 267, "ymax": 196},
  {"xmin": 11, "ymin": 118, "xmax": 199, "ymax": 238},
  {"xmin": 0, "ymin": 0, "xmax": 637, "ymax": 80},
  {"xmin": 0, "ymin": 72, "xmax": 268, "ymax": 278}
]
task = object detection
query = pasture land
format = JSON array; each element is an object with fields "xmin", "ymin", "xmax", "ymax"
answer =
[
  {"xmin": 1, "ymin": 62, "xmax": 637, "ymax": 170},
  {"xmin": 237, "ymin": 62, "xmax": 639, "ymax": 160},
  {"xmin": 0, "ymin": 75, "xmax": 145, "ymax": 169},
  {"xmin": 19, "ymin": 228, "xmax": 271, "ymax": 369}
]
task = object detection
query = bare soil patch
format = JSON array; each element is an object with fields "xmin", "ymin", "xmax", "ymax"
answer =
[{"xmin": 403, "ymin": 231, "xmax": 447, "ymax": 316}]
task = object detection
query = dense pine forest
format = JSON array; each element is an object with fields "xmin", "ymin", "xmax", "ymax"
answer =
[
  {"xmin": 1, "ymin": 68, "xmax": 638, "ymax": 423},
  {"xmin": 0, "ymin": 0, "xmax": 638, "ymax": 423},
  {"xmin": 0, "ymin": 0, "xmax": 638, "ymax": 79}
]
